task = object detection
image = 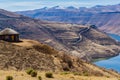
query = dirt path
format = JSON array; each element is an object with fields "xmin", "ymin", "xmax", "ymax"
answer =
[{"xmin": 73, "ymin": 26, "xmax": 90, "ymax": 44}]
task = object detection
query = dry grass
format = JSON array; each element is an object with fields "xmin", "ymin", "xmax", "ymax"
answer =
[
  {"xmin": 0, "ymin": 70, "xmax": 119, "ymax": 80},
  {"xmin": 12, "ymin": 39, "xmax": 41, "ymax": 47},
  {"xmin": 1, "ymin": 39, "xmax": 119, "ymax": 79}
]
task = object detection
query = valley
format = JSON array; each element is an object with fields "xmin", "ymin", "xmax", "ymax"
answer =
[{"xmin": 0, "ymin": 0, "xmax": 120, "ymax": 80}]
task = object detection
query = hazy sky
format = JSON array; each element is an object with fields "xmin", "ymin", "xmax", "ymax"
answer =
[{"xmin": 0, "ymin": 0, "xmax": 120, "ymax": 11}]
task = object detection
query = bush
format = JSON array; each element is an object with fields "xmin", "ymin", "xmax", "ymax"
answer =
[
  {"xmin": 6, "ymin": 76, "xmax": 13, "ymax": 80},
  {"xmin": 33, "ymin": 45, "xmax": 57, "ymax": 54},
  {"xmin": 38, "ymin": 76, "xmax": 42, "ymax": 80},
  {"xmin": 73, "ymin": 72, "xmax": 81, "ymax": 76},
  {"xmin": 45, "ymin": 72, "xmax": 53, "ymax": 78},
  {"xmin": 83, "ymin": 71, "xmax": 89, "ymax": 76},
  {"xmin": 26, "ymin": 68, "xmax": 34, "ymax": 75},
  {"xmin": 106, "ymin": 76, "xmax": 110, "ymax": 78},
  {"xmin": 31, "ymin": 71, "xmax": 37, "ymax": 77}
]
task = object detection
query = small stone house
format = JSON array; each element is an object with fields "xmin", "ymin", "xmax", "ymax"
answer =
[{"xmin": 0, "ymin": 28, "xmax": 19, "ymax": 42}]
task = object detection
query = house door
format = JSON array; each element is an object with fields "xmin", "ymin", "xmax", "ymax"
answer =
[{"xmin": 11, "ymin": 35, "xmax": 14, "ymax": 41}]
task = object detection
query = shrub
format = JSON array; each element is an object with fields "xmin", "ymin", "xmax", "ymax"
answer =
[
  {"xmin": 33, "ymin": 45, "xmax": 58, "ymax": 54},
  {"xmin": 31, "ymin": 71, "xmax": 37, "ymax": 77},
  {"xmin": 63, "ymin": 66, "xmax": 69, "ymax": 71},
  {"xmin": 106, "ymin": 76, "xmax": 110, "ymax": 78},
  {"xmin": 45, "ymin": 72, "xmax": 53, "ymax": 78},
  {"xmin": 26, "ymin": 68, "xmax": 34, "ymax": 75},
  {"xmin": 21, "ymin": 74, "xmax": 24, "ymax": 76},
  {"xmin": 6, "ymin": 76, "xmax": 13, "ymax": 80},
  {"xmin": 38, "ymin": 76, "xmax": 42, "ymax": 80},
  {"xmin": 73, "ymin": 72, "xmax": 81, "ymax": 76},
  {"xmin": 83, "ymin": 71, "xmax": 89, "ymax": 76}
]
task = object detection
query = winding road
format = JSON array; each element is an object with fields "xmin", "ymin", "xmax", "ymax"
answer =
[{"xmin": 74, "ymin": 26, "xmax": 90, "ymax": 44}]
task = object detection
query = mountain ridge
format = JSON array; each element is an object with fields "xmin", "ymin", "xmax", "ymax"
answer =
[
  {"xmin": 16, "ymin": 4, "xmax": 120, "ymax": 36},
  {"xmin": 17, "ymin": 4, "xmax": 120, "ymax": 13}
]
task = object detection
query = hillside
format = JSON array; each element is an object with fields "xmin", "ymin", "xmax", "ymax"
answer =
[
  {"xmin": 16, "ymin": 4, "xmax": 120, "ymax": 35},
  {"xmin": 0, "ymin": 39, "xmax": 120, "ymax": 78},
  {"xmin": 0, "ymin": 9, "xmax": 120, "ymax": 61}
]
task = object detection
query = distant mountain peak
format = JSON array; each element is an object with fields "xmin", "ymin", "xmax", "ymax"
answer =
[
  {"xmin": 94, "ymin": 5, "xmax": 104, "ymax": 8},
  {"xmin": 66, "ymin": 6, "xmax": 78, "ymax": 10},
  {"xmin": 41, "ymin": 7, "xmax": 48, "ymax": 10},
  {"xmin": 50, "ymin": 6, "xmax": 64, "ymax": 9}
]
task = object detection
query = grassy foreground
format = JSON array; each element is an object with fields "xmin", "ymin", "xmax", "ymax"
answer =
[{"xmin": 0, "ymin": 70, "xmax": 119, "ymax": 80}]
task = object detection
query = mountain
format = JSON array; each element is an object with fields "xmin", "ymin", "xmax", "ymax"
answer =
[
  {"xmin": 0, "ymin": 39, "xmax": 120, "ymax": 78},
  {"xmin": 0, "ymin": 9, "xmax": 120, "ymax": 61},
  {"xmin": 16, "ymin": 4, "xmax": 120, "ymax": 35}
]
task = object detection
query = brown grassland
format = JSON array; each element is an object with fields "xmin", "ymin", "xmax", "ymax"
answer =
[{"xmin": 0, "ymin": 70, "xmax": 119, "ymax": 80}]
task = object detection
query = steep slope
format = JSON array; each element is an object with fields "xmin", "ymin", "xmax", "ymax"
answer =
[
  {"xmin": 0, "ymin": 39, "xmax": 120, "ymax": 77},
  {"xmin": 39, "ymin": 22, "xmax": 120, "ymax": 61},
  {"xmin": 16, "ymin": 4, "xmax": 120, "ymax": 35},
  {"xmin": 0, "ymin": 9, "xmax": 120, "ymax": 61}
]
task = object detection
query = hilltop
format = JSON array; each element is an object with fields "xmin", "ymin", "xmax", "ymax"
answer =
[
  {"xmin": 0, "ymin": 39, "xmax": 120, "ymax": 78},
  {"xmin": 0, "ymin": 9, "xmax": 120, "ymax": 61}
]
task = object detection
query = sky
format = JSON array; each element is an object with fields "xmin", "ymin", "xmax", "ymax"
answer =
[{"xmin": 0, "ymin": 0, "xmax": 120, "ymax": 11}]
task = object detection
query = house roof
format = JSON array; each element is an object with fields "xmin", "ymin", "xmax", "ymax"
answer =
[{"xmin": 0, "ymin": 28, "xmax": 19, "ymax": 35}]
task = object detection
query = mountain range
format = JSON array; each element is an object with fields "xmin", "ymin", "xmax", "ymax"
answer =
[
  {"xmin": 0, "ymin": 9, "xmax": 120, "ymax": 61},
  {"xmin": 0, "ymin": 2, "xmax": 120, "ymax": 79},
  {"xmin": 17, "ymin": 4, "xmax": 120, "ymax": 35}
]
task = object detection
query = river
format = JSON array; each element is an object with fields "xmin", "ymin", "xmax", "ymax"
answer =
[{"xmin": 94, "ymin": 33, "xmax": 120, "ymax": 72}]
